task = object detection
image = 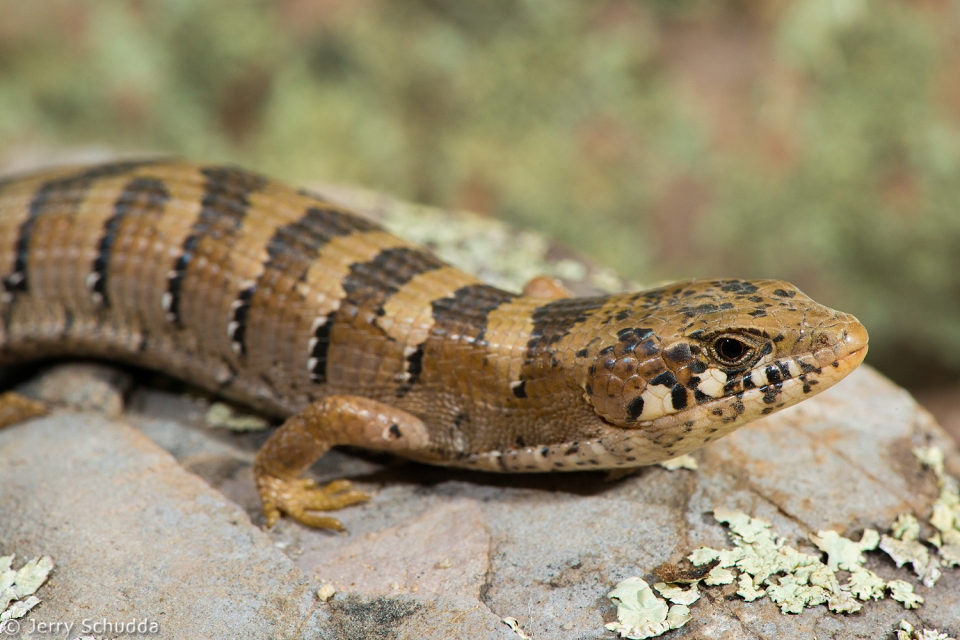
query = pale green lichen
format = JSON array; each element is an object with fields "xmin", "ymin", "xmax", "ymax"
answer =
[
  {"xmin": 898, "ymin": 619, "xmax": 957, "ymax": 640},
  {"xmin": 671, "ymin": 446, "xmax": 959, "ymax": 619},
  {"xmin": 656, "ymin": 454, "xmax": 698, "ymax": 471},
  {"xmin": 914, "ymin": 446, "xmax": 960, "ymax": 568},
  {"xmin": 0, "ymin": 555, "xmax": 54, "ymax": 623},
  {"xmin": 652, "ymin": 582, "xmax": 700, "ymax": 606},
  {"xmin": 809, "ymin": 528, "xmax": 880, "ymax": 571},
  {"xmin": 374, "ymin": 196, "xmax": 633, "ymax": 295},
  {"xmin": 888, "ymin": 580, "xmax": 924, "ymax": 609},
  {"xmin": 205, "ymin": 402, "xmax": 269, "ymax": 432},
  {"xmin": 605, "ymin": 577, "xmax": 692, "ymax": 639},
  {"xmin": 600, "ymin": 449, "xmax": 959, "ymax": 636},
  {"xmin": 687, "ymin": 508, "xmax": 934, "ymax": 614}
]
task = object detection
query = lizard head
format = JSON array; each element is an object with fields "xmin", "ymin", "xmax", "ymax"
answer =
[{"xmin": 575, "ymin": 279, "xmax": 867, "ymax": 451}]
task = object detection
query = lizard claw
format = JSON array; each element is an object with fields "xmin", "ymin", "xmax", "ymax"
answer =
[{"xmin": 257, "ymin": 475, "xmax": 370, "ymax": 530}]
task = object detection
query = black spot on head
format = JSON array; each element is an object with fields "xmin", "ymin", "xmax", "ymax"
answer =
[
  {"xmin": 798, "ymin": 360, "xmax": 821, "ymax": 374},
  {"xmin": 575, "ymin": 348, "xmax": 588, "ymax": 358},
  {"xmin": 636, "ymin": 340, "xmax": 659, "ymax": 356},
  {"xmin": 650, "ymin": 371, "xmax": 677, "ymax": 387},
  {"xmin": 512, "ymin": 380, "xmax": 528, "ymax": 398},
  {"xmin": 761, "ymin": 407, "xmax": 774, "ymax": 415},
  {"xmin": 720, "ymin": 281, "xmax": 759, "ymax": 294},
  {"xmin": 565, "ymin": 443, "xmax": 579, "ymax": 455},
  {"xmin": 626, "ymin": 396, "xmax": 645, "ymax": 420},
  {"xmin": 689, "ymin": 360, "xmax": 707, "ymax": 374},
  {"xmin": 765, "ymin": 366, "xmax": 783, "ymax": 385},
  {"xmin": 515, "ymin": 435, "xmax": 526, "ymax": 447},
  {"xmin": 389, "ymin": 424, "xmax": 402, "ymax": 438},
  {"xmin": 664, "ymin": 343, "xmax": 693, "ymax": 365},
  {"xmin": 670, "ymin": 384, "xmax": 688, "ymax": 410},
  {"xmin": 772, "ymin": 334, "xmax": 785, "ymax": 343},
  {"xmin": 749, "ymin": 309, "xmax": 767, "ymax": 318},
  {"xmin": 694, "ymin": 389, "xmax": 710, "ymax": 404},
  {"xmin": 772, "ymin": 288, "xmax": 796, "ymax": 298}
]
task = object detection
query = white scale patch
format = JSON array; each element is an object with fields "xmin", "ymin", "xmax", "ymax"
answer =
[
  {"xmin": 638, "ymin": 383, "xmax": 673, "ymax": 419},
  {"xmin": 696, "ymin": 368, "xmax": 728, "ymax": 398}
]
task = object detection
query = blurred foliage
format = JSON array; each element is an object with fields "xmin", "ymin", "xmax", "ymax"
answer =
[{"xmin": 1, "ymin": 0, "xmax": 959, "ymax": 385}]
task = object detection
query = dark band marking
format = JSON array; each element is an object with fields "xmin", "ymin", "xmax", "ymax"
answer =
[
  {"xmin": 395, "ymin": 345, "xmax": 425, "ymax": 397},
  {"xmin": 228, "ymin": 285, "xmax": 256, "ymax": 354},
  {"xmin": 626, "ymin": 395, "xmax": 645, "ymax": 420},
  {"xmin": 418, "ymin": 283, "xmax": 516, "ymax": 394},
  {"xmin": 91, "ymin": 177, "xmax": 170, "ymax": 306},
  {"xmin": 526, "ymin": 296, "xmax": 606, "ymax": 365},
  {"xmin": 232, "ymin": 205, "xmax": 380, "ymax": 356},
  {"xmin": 335, "ymin": 247, "xmax": 445, "ymax": 385},
  {"xmin": 164, "ymin": 167, "xmax": 268, "ymax": 324},
  {"xmin": 265, "ymin": 206, "xmax": 379, "ymax": 280},
  {"xmin": 341, "ymin": 247, "xmax": 446, "ymax": 315},
  {"xmin": 308, "ymin": 311, "xmax": 336, "ymax": 382},
  {"xmin": 430, "ymin": 284, "xmax": 515, "ymax": 343},
  {"xmin": 7, "ymin": 161, "xmax": 156, "ymax": 294}
]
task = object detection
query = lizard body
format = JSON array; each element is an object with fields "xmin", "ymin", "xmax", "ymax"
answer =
[{"xmin": 0, "ymin": 161, "xmax": 868, "ymax": 529}]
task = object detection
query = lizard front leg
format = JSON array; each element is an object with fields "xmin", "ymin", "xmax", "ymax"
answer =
[{"xmin": 254, "ymin": 394, "xmax": 430, "ymax": 530}]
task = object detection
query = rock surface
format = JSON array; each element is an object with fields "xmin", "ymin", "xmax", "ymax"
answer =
[{"xmin": 2, "ymin": 363, "xmax": 958, "ymax": 639}]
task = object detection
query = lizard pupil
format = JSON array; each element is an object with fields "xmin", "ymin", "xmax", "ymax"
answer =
[{"xmin": 716, "ymin": 338, "xmax": 746, "ymax": 363}]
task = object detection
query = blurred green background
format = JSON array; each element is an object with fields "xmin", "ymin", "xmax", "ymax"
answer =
[{"xmin": 1, "ymin": 0, "xmax": 959, "ymax": 391}]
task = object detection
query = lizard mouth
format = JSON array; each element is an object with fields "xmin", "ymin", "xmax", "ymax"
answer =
[{"xmin": 645, "ymin": 338, "xmax": 869, "ymax": 435}]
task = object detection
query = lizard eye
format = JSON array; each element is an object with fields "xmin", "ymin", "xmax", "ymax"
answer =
[{"xmin": 712, "ymin": 336, "xmax": 752, "ymax": 367}]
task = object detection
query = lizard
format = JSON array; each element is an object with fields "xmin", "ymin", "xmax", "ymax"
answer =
[{"xmin": 0, "ymin": 160, "xmax": 869, "ymax": 530}]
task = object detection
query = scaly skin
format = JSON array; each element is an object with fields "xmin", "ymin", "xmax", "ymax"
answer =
[{"xmin": 0, "ymin": 161, "xmax": 868, "ymax": 529}]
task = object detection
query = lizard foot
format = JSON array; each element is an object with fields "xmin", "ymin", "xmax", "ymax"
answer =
[{"xmin": 257, "ymin": 475, "xmax": 371, "ymax": 530}]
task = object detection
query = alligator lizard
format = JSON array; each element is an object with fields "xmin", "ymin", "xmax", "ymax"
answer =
[{"xmin": 0, "ymin": 160, "xmax": 869, "ymax": 530}]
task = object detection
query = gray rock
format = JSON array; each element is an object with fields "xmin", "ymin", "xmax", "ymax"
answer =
[
  {"xmin": 17, "ymin": 363, "xmax": 131, "ymax": 418},
  {"xmin": 2, "ymin": 365, "xmax": 957, "ymax": 639}
]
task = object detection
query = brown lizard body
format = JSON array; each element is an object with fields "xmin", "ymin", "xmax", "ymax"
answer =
[{"xmin": 0, "ymin": 160, "xmax": 868, "ymax": 529}]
